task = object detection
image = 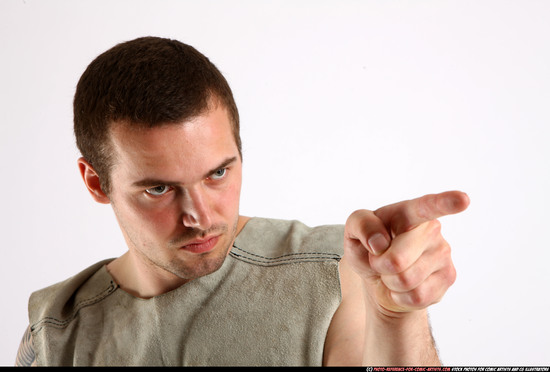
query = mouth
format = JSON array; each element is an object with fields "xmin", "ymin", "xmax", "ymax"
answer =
[{"xmin": 179, "ymin": 235, "xmax": 220, "ymax": 254}]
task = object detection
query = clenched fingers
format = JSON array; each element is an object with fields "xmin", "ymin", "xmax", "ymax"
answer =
[
  {"xmin": 389, "ymin": 266, "xmax": 457, "ymax": 310},
  {"xmin": 369, "ymin": 219, "xmax": 444, "ymax": 275},
  {"xmin": 370, "ymin": 220, "xmax": 456, "ymax": 312},
  {"xmin": 379, "ymin": 238, "xmax": 451, "ymax": 293}
]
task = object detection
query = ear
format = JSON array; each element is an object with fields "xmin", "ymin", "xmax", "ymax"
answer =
[{"xmin": 77, "ymin": 157, "xmax": 111, "ymax": 204}]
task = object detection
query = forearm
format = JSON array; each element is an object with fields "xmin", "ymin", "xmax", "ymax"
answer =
[{"xmin": 363, "ymin": 297, "xmax": 440, "ymax": 366}]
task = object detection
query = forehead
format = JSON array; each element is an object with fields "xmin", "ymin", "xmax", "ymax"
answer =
[{"xmin": 108, "ymin": 106, "xmax": 239, "ymax": 185}]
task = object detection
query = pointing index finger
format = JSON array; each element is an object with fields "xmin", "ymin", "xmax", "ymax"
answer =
[{"xmin": 374, "ymin": 191, "xmax": 470, "ymax": 237}]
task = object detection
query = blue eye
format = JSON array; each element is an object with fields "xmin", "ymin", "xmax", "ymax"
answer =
[
  {"xmin": 145, "ymin": 185, "xmax": 171, "ymax": 196},
  {"xmin": 211, "ymin": 168, "xmax": 227, "ymax": 180}
]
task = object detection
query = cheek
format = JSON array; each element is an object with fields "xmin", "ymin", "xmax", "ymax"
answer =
[
  {"xmin": 209, "ymin": 185, "xmax": 241, "ymax": 221},
  {"xmin": 125, "ymin": 197, "xmax": 180, "ymax": 236},
  {"xmin": 220, "ymin": 178, "xmax": 242, "ymax": 213},
  {"xmin": 148, "ymin": 208, "xmax": 180, "ymax": 232}
]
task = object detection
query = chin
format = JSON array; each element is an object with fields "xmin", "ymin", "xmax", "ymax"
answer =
[{"xmin": 170, "ymin": 238, "xmax": 232, "ymax": 281}]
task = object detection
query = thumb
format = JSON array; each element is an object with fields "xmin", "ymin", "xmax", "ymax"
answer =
[{"xmin": 344, "ymin": 209, "xmax": 391, "ymax": 256}]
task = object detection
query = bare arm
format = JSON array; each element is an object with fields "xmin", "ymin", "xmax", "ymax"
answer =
[
  {"xmin": 361, "ymin": 287, "xmax": 441, "ymax": 365},
  {"xmin": 15, "ymin": 325, "xmax": 36, "ymax": 367},
  {"xmin": 324, "ymin": 256, "xmax": 440, "ymax": 366}
]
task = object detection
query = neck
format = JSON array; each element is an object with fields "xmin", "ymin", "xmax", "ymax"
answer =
[{"xmin": 106, "ymin": 215, "xmax": 251, "ymax": 299}]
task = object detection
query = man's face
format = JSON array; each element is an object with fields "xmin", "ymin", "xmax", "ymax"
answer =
[{"xmin": 106, "ymin": 105, "xmax": 242, "ymax": 285}]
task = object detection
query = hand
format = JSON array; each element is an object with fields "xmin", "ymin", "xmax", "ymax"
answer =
[{"xmin": 343, "ymin": 191, "xmax": 470, "ymax": 316}]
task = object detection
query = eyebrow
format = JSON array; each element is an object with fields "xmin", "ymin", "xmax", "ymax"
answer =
[{"xmin": 131, "ymin": 156, "xmax": 239, "ymax": 188}]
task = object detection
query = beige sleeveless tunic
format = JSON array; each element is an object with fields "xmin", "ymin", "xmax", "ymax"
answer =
[{"xmin": 28, "ymin": 218, "xmax": 344, "ymax": 366}]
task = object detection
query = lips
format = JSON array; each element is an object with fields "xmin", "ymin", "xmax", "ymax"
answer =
[{"xmin": 180, "ymin": 235, "xmax": 220, "ymax": 254}]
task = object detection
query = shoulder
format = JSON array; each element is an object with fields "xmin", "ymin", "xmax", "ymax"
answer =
[
  {"xmin": 29, "ymin": 259, "xmax": 117, "ymax": 332},
  {"xmin": 232, "ymin": 217, "xmax": 344, "ymax": 264}
]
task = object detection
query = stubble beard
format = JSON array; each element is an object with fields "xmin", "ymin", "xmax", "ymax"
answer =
[
  {"xmin": 165, "ymin": 218, "xmax": 239, "ymax": 280},
  {"xmin": 126, "ymin": 214, "xmax": 240, "ymax": 283}
]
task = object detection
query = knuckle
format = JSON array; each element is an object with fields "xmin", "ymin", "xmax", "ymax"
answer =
[
  {"xmin": 426, "ymin": 219, "xmax": 442, "ymax": 236},
  {"xmin": 435, "ymin": 241, "xmax": 452, "ymax": 262},
  {"xmin": 441, "ymin": 241, "xmax": 452, "ymax": 255},
  {"xmin": 346, "ymin": 209, "xmax": 380, "ymax": 236},
  {"xmin": 431, "ymin": 218, "xmax": 442, "ymax": 232},
  {"xmin": 384, "ymin": 253, "xmax": 408, "ymax": 274},
  {"xmin": 439, "ymin": 243, "xmax": 454, "ymax": 269},
  {"xmin": 345, "ymin": 209, "xmax": 367, "ymax": 227},
  {"xmin": 395, "ymin": 271, "xmax": 416, "ymax": 291},
  {"xmin": 351, "ymin": 209, "xmax": 374, "ymax": 222},
  {"xmin": 406, "ymin": 287, "xmax": 429, "ymax": 308},
  {"xmin": 349, "ymin": 209, "xmax": 366, "ymax": 219},
  {"xmin": 431, "ymin": 237, "xmax": 451, "ymax": 260},
  {"xmin": 444, "ymin": 264, "xmax": 457, "ymax": 287}
]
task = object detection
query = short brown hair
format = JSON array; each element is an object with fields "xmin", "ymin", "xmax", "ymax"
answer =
[{"xmin": 74, "ymin": 36, "xmax": 241, "ymax": 195}]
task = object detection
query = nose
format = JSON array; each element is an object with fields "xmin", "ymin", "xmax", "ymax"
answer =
[{"xmin": 181, "ymin": 187, "xmax": 213, "ymax": 230}]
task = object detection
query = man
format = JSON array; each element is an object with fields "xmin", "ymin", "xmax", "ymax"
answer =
[{"xmin": 16, "ymin": 36, "xmax": 469, "ymax": 366}]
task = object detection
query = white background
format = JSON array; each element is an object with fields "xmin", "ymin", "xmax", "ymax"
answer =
[{"xmin": 1, "ymin": 0, "xmax": 549, "ymax": 366}]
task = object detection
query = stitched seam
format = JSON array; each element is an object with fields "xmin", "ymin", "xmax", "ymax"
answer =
[
  {"xmin": 230, "ymin": 246, "xmax": 341, "ymax": 267},
  {"xmin": 31, "ymin": 282, "xmax": 117, "ymax": 331},
  {"xmin": 230, "ymin": 251, "xmax": 338, "ymax": 263},
  {"xmin": 230, "ymin": 252, "xmax": 339, "ymax": 267},
  {"xmin": 230, "ymin": 252, "xmax": 340, "ymax": 264},
  {"xmin": 232, "ymin": 245, "xmax": 340, "ymax": 261}
]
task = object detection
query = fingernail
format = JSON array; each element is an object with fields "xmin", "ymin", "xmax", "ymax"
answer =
[{"xmin": 368, "ymin": 233, "xmax": 389, "ymax": 255}]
